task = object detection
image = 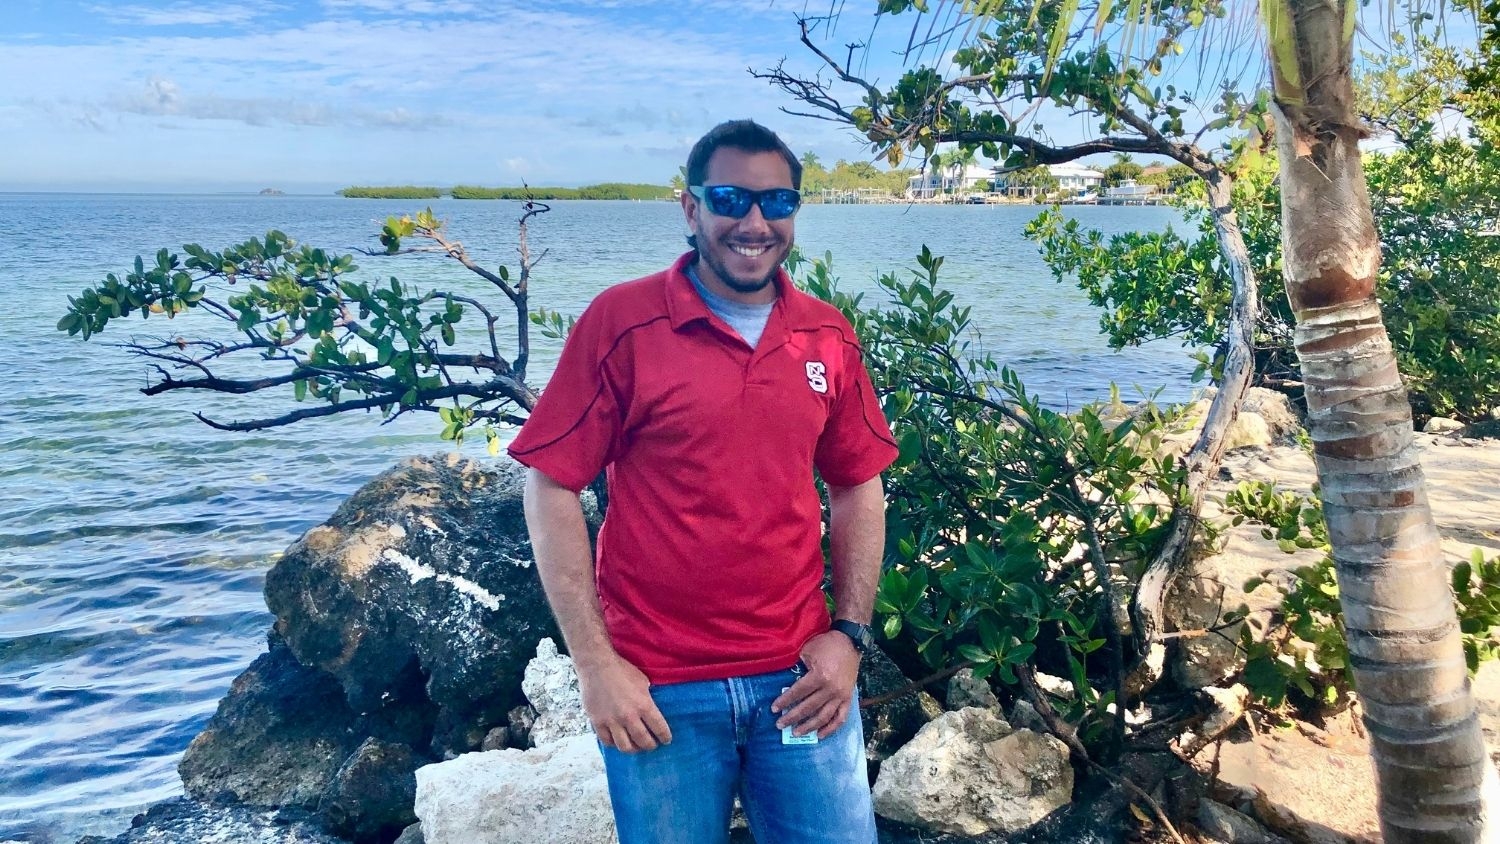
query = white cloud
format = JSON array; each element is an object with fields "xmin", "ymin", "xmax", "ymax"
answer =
[
  {"xmin": 91, "ymin": 1, "xmax": 283, "ymax": 26},
  {"xmin": 322, "ymin": 0, "xmax": 477, "ymax": 11},
  {"xmin": 108, "ymin": 76, "xmax": 455, "ymax": 129}
]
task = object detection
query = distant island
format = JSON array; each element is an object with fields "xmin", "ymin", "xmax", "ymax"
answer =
[
  {"xmin": 259, "ymin": 188, "xmax": 285, "ymax": 196},
  {"xmin": 337, "ymin": 183, "xmax": 674, "ymax": 200}
]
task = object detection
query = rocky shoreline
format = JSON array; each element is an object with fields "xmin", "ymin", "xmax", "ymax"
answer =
[{"xmin": 66, "ymin": 396, "xmax": 1500, "ymax": 844}]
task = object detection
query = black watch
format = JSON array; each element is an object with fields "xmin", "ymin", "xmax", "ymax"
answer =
[{"xmin": 831, "ymin": 619, "xmax": 875, "ymax": 655}]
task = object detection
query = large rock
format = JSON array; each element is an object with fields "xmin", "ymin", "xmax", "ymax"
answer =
[
  {"xmin": 871, "ymin": 707, "xmax": 1073, "ymax": 836},
  {"xmin": 1165, "ymin": 573, "xmax": 1246, "ymax": 690},
  {"xmin": 263, "ymin": 455, "xmax": 580, "ymax": 756},
  {"xmin": 1424, "ymin": 416, "xmax": 1465, "ymax": 433},
  {"xmin": 413, "ymin": 734, "xmax": 616, "ymax": 844},
  {"xmin": 1157, "ymin": 387, "xmax": 1305, "ymax": 458},
  {"xmin": 521, "ymin": 638, "xmax": 591, "ymax": 748},
  {"xmin": 317, "ymin": 737, "xmax": 421, "ymax": 843},
  {"xmin": 179, "ymin": 636, "xmax": 365, "ymax": 808}
]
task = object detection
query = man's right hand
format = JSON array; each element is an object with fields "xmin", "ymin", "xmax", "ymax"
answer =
[{"xmin": 577, "ymin": 654, "xmax": 673, "ymax": 753}]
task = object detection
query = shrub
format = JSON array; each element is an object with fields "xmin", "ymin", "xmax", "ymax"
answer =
[{"xmin": 790, "ymin": 247, "xmax": 1187, "ymax": 753}]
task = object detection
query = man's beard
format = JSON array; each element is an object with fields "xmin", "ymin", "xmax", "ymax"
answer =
[{"xmin": 700, "ymin": 236, "xmax": 791, "ymax": 294}]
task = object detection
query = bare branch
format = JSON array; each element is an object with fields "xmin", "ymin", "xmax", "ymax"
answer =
[{"xmin": 191, "ymin": 378, "xmax": 535, "ymax": 432}]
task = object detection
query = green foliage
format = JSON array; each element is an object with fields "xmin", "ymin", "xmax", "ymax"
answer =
[
  {"xmin": 59, "ymin": 208, "xmax": 535, "ymax": 444},
  {"xmin": 1025, "ymin": 155, "xmax": 1292, "ymax": 383},
  {"xmin": 1223, "ymin": 480, "xmax": 1328, "ymax": 553},
  {"xmin": 1136, "ymin": 165, "xmax": 1194, "ymax": 192},
  {"xmin": 1025, "ymin": 44, "xmax": 1500, "ymax": 418},
  {"xmin": 1454, "ymin": 550, "xmax": 1500, "ymax": 671},
  {"xmin": 800, "ymin": 158, "xmax": 916, "ymax": 195},
  {"xmin": 338, "ymin": 186, "xmax": 444, "ymax": 199},
  {"xmin": 1225, "ymin": 481, "xmax": 1500, "ymax": 712},
  {"xmin": 529, "ymin": 307, "xmax": 578, "ymax": 341},
  {"xmin": 451, "ymin": 183, "xmax": 674, "ymax": 200},
  {"xmin": 789, "ymin": 246, "xmax": 1186, "ymax": 750},
  {"xmin": 826, "ymin": 0, "xmax": 1262, "ymax": 171},
  {"xmin": 1102, "ymin": 160, "xmax": 1144, "ymax": 186},
  {"xmin": 1364, "ymin": 135, "xmax": 1500, "ymax": 421}
]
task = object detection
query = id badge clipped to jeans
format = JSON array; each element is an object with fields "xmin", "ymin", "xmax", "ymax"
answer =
[{"xmin": 782, "ymin": 659, "xmax": 818, "ymax": 745}]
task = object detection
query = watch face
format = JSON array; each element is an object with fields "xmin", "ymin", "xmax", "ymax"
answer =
[{"xmin": 835, "ymin": 620, "xmax": 873, "ymax": 653}]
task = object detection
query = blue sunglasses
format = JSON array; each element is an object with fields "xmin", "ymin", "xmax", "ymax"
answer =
[{"xmin": 689, "ymin": 185, "xmax": 802, "ymax": 221}]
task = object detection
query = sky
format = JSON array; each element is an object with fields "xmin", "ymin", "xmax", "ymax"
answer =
[
  {"xmin": 0, "ymin": 0, "xmax": 936, "ymax": 193},
  {"xmin": 0, "ymin": 1, "xmax": 1472, "ymax": 193}
]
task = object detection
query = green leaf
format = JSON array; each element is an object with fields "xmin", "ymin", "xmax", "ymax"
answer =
[
  {"xmin": 883, "ymin": 615, "xmax": 903, "ymax": 640},
  {"xmin": 957, "ymin": 644, "xmax": 993, "ymax": 664}
]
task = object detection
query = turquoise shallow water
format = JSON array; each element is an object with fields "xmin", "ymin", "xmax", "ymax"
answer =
[{"xmin": 0, "ymin": 195, "xmax": 1193, "ymax": 842}]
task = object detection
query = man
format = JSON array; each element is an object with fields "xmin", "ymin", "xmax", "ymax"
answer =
[{"xmin": 510, "ymin": 119, "xmax": 898, "ymax": 844}]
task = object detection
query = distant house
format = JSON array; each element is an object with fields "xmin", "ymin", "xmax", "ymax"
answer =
[
  {"xmin": 1047, "ymin": 164, "xmax": 1105, "ymax": 194},
  {"xmin": 907, "ymin": 163, "xmax": 996, "ymax": 198},
  {"xmin": 991, "ymin": 163, "xmax": 1105, "ymax": 198}
]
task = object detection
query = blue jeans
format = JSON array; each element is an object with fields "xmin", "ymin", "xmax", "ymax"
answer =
[{"xmin": 598, "ymin": 665, "xmax": 878, "ymax": 844}]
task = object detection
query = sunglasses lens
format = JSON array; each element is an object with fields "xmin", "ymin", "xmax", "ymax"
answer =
[
  {"xmin": 759, "ymin": 189, "xmax": 801, "ymax": 220},
  {"xmin": 706, "ymin": 186, "xmax": 753, "ymax": 218},
  {"xmin": 698, "ymin": 186, "xmax": 800, "ymax": 220}
]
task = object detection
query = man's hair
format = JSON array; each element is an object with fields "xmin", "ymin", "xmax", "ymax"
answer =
[{"xmin": 685, "ymin": 120, "xmax": 803, "ymax": 189}]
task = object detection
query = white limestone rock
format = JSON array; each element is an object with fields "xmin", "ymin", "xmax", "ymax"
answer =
[
  {"xmin": 521, "ymin": 638, "xmax": 591, "ymax": 748},
  {"xmin": 414, "ymin": 734, "xmax": 615, "ymax": 844},
  {"xmin": 1425, "ymin": 416, "xmax": 1465, "ymax": 433},
  {"xmin": 872, "ymin": 707, "xmax": 1072, "ymax": 836},
  {"xmin": 1165, "ymin": 575, "xmax": 1246, "ymax": 689}
]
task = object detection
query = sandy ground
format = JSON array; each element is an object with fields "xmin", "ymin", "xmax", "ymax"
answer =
[{"xmin": 1199, "ymin": 432, "xmax": 1500, "ymax": 841}]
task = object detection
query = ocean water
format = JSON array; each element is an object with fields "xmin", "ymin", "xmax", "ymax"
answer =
[{"xmin": 0, "ymin": 195, "xmax": 1193, "ymax": 842}]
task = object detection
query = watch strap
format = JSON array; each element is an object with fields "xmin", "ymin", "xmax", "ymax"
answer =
[{"xmin": 831, "ymin": 619, "xmax": 873, "ymax": 654}]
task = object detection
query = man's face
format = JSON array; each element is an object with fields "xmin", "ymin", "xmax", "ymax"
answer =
[{"xmin": 681, "ymin": 147, "xmax": 797, "ymax": 304}]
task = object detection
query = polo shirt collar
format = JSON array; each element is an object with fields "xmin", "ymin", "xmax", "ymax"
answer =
[{"xmin": 665, "ymin": 251, "xmax": 816, "ymax": 332}]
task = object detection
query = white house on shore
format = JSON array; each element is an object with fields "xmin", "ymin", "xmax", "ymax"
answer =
[
  {"xmin": 1046, "ymin": 163, "xmax": 1106, "ymax": 194},
  {"xmin": 907, "ymin": 163, "xmax": 996, "ymax": 198},
  {"xmin": 990, "ymin": 163, "xmax": 1106, "ymax": 198}
]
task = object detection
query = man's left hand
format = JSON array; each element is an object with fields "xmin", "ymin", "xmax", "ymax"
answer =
[{"xmin": 772, "ymin": 630, "xmax": 861, "ymax": 739}]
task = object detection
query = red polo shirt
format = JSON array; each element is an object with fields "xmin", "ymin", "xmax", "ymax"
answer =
[{"xmin": 508, "ymin": 252, "xmax": 898, "ymax": 684}]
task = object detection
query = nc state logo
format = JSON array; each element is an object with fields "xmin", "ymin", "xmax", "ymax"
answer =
[{"xmin": 805, "ymin": 361, "xmax": 828, "ymax": 394}]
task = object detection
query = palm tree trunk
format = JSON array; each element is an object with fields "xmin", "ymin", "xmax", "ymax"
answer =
[{"xmin": 1270, "ymin": 0, "xmax": 1496, "ymax": 838}]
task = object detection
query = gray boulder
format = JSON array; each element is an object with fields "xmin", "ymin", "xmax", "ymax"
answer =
[
  {"xmin": 317, "ymin": 737, "xmax": 421, "ymax": 843},
  {"xmin": 946, "ymin": 667, "xmax": 1000, "ymax": 711},
  {"xmin": 76, "ymin": 798, "xmax": 344, "ymax": 844},
  {"xmin": 1198, "ymin": 799, "xmax": 1292, "ymax": 844},
  {"xmin": 858, "ymin": 647, "xmax": 944, "ymax": 777},
  {"xmin": 179, "ymin": 636, "xmax": 365, "ymax": 808},
  {"xmin": 263, "ymin": 455, "xmax": 579, "ymax": 757}
]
